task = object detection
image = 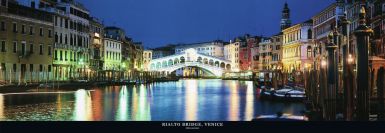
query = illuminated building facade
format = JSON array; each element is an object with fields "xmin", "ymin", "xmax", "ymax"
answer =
[
  {"xmin": 312, "ymin": 2, "xmax": 344, "ymax": 70},
  {"xmin": 89, "ymin": 17, "xmax": 104, "ymax": 80},
  {"xmin": 133, "ymin": 42, "xmax": 144, "ymax": 71},
  {"xmin": 0, "ymin": 0, "xmax": 54, "ymax": 83},
  {"xmin": 103, "ymin": 37, "xmax": 122, "ymax": 80},
  {"xmin": 250, "ymin": 41, "xmax": 259, "ymax": 71},
  {"xmin": 175, "ymin": 40, "xmax": 224, "ymax": 58},
  {"xmin": 270, "ymin": 34, "xmax": 283, "ymax": 70},
  {"xmin": 224, "ymin": 41, "xmax": 240, "ymax": 71},
  {"xmin": 142, "ymin": 50, "xmax": 152, "ymax": 71},
  {"xmin": 258, "ymin": 37, "xmax": 272, "ymax": 71},
  {"xmin": 104, "ymin": 27, "xmax": 123, "ymax": 80},
  {"xmin": 282, "ymin": 20, "xmax": 314, "ymax": 72}
]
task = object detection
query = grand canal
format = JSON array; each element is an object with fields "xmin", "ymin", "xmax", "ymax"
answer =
[{"xmin": 0, "ymin": 79, "xmax": 305, "ymax": 121}]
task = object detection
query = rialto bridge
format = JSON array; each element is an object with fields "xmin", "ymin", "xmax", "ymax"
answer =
[{"xmin": 148, "ymin": 48, "xmax": 233, "ymax": 77}]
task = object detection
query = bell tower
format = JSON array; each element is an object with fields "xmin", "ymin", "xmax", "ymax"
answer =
[{"xmin": 280, "ymin": 2, "xmax": 291, "ymax": 31}]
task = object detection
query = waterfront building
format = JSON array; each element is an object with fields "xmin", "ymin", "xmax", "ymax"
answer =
[
  {"xmin": 133, "ymin": 42, "xmax": 144, "ymax": 71},
  {"xmin": 270, "ymin": 34, "xmax": 283, "ymax": 70},
  {"xmin": 0, "ymin": 0, "xmax": 54, "ymax": 84},
  {"xmin": 224, "ymin": 40, "xmax": 240, "ymax": 72},
  {"xmin": 238, "ymin": 35, "xmax": 260, "ymax": 72},
  {"xmin": 312, "ymin": 2, "xmax": 344, "ymax": 70},
  {"xmin": 104, "ymin": 27, "xmax": 123, "ymax": 80},
  {"xmin": 258, "ymin": 37, "xmax": 273, "ymax": 71},
  {"xmin": 122, "ymin": 37, "xmax": 134, "ymax": 73},
  {"xmin": 255, "ymin": 34, "xmax": 283, "ymax": 80},
  {"xmin": 282, "ymin": 20, "xmax": 314, "ymax": 72},
  {"xmin": 174, "ymin": 40, "xmax": 224, "ymax": 58},
  {"xmin": 89, "ymin": 17, "xmax": 104, "ymax": 81},
  {"xmin": 143, "ymin": 50, "xmax": 152, "ymax": 71},
  {"xmin": 247, "ymin": 35, "xmax": 261, "ymax": 72},
  {"xmin": 17, "ymin": 0, "xmax": 92, "ymax": 81},
  {"xmin": 250, "ymin": 41, "xmax": 259, "ymax": 71},
  {"xmin": 368, "ymin": 0, "xmax": 385, "ymax": 58}
]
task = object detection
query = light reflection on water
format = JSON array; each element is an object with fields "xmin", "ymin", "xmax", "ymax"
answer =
[{"xmin": 0, "ymin": 79, "xmax": 305, "ymax": 121}]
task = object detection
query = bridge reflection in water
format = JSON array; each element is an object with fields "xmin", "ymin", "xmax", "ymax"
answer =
[{"xmin": 0, "ymin": 79, "xmax": 305, "ymax": 121}]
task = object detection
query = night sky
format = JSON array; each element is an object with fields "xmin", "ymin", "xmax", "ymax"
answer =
[{"xmin": 78, "ymin": 0, "xmax": 335, "ymax": 48}]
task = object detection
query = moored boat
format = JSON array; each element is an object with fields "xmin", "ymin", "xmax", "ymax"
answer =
[{"xmin": 259, "ymin": 86, "xmax": 306, "ymax": 102}]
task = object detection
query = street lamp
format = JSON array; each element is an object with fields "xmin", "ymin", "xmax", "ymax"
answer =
[
  {"xmin": 121, "ymin": 63, "xmax": 126, "ymax": 80},
  {"xmin": 347, "ymin": 54, "xmax": 354, "ymax": 64},
  {"xmin": 321, "ymin": 58, "xmax": 327, "ymax": 68}
]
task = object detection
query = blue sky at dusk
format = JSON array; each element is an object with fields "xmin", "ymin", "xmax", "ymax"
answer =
[{"xmin": 78, "ymin": 0, "xmax": 335, "ymax": 48}]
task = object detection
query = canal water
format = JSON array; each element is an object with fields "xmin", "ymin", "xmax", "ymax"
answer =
[{"xmin": 0, "ymin": 79, "xmax": 305, "ymax": 121}]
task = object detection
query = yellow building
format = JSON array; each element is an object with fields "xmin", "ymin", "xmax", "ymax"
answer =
[
  {"xmin": 282, "ymin": 20, "xmax": 314, "ymax": 72},
  {"xmin": 224, "ymin": 41, "xmax": 240, "ymax": 71},
  {"xmin": 0, "ymin": 2, "xmax": 54, "ymax": 84},
  {"xmin": 142, "ymin": 50, "xmax": 152, "ymax": 71}
]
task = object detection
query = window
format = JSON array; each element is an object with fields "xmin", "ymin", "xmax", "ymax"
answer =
[
  {"xmin": 70, "ymin": 34, "xmax": 73, "ymax": 45},
  {"xmin": 22, "ymin": 25, "xmax": 25, "ymax": 34},
  {"xmin": 70, "ymin": 51, "xmax": 73, "ymax": 61},
  {"xmin": 30, "ymin": 64, "xmax": 33, "ymax": 72},
  {"xmin": 0, "ymin": 21, "xmax": 5, "ymax": 31},
  {"xmin": 1, "ymin": 0, "xmax": 6, "ymax": 6},
  {"xmin": 31, "ymin": 1, "xmax": 35, "ymax": 8},
  {"xmin": 21, "ymin": 42, "xmax": 26, "ymax": 56},
  {"xmin": 48, "ymin": 65, "xmax": 51, "ymax": 72},
  {"xmin": 48, "ymin": 45, "xmax": 52, "ymax": 55},
  {"xmin": 65, "ymin": 19, "xmax": 68, "ymax": 28},
  {"xmin": 48, "ymin": 29, "xmax": 52, "ymax": 38},
  {"xmin": 60, "ymin": 50, "xmax": 62, "ymax": 60},
  {"xmin": 70, "ymin": 20, "xmax": 73, "ymax": 29},
  {"xmin": 308, "ymin": 29, "xmax": 312, "ymax": 39},
  {"xmin": 55, "ymin": 32, "xmax": 58, "ymax": 43},
  {"xmin": 1, "ymin": 63, "xmax": 5, "ymax": 71},
  {"xmin": 74, "ymin": 52, "xmax": 76, "ymax": 62},
  {"xmin": 1, "ymin": 41, "xmax": 5, "ymax": 52},
  {"xmin": 13, "ymin": 23, "xmax": 17, "ymax": 33},
  {"xmin": 60, "ymin": 33, "xmax": 62, "ymax": 44},
  {"xmin": 64, "ymin": 51, "xmax": 67, "ymax": 61},
  {"xmin": 13, "ymin": 42, "xmax": 17, "ymax": 53},
  {"xmin": 54, "ymin": 50, "xmax": 57, "ymax": 60},
  {"xmin": 39, "ymin": 65, "xmax": 43, "ymax": 72},
  {"xmin": 307, "ymin": 46, "xmax": 312, "ymax": 58},
  {"xmin": 55, "ymin": 16, "xmax": 58, "ymax": 26},
  {"xmin": 30, "ymin": 44, "xmax": 33, "ymax": 53},
  {"xmin": 65, "ymin": 34, "xmax": 68, "ymax": 44},
  {"xmin": 29, "ymin": 26, "xmax": 33, "ymax": 35},
  {"xmin": 60, "ymin": 18, "xmax": 63, "ymax": 27},
  {"xmin": 13, "ymin": 64, "xmax": 16, "ymax": 72},
  {"xmin": 39, "ymin": 44, "xmax": 43, "ymax": 55},
  {"xmin": 39, "ymin": 27, "xmax": 43, "ymax": 36}
]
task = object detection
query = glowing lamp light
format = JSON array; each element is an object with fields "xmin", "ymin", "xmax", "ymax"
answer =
[
  {"xmin": 79, "ymin": 59, "xmax": 84, "ymax": 65},
  {"xmin": 347, "ymin": 54, "xmax": 354, "ymax": 64},
  {"xmin": 321, "ymin": 59, "xmax": 327, "ymax": 67},
  {"xmin": 94, "ymin": 33, "xmax": 100, "ymax": 38}
]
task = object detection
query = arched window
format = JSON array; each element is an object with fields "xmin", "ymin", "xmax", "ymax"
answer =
[
  {"xmin": 308, "ymin": 29, "xmax": 312, "ymax": 39},
  {"xmin": 307, "ymin": 46, "xmax": 312, "ymax": 58}
]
